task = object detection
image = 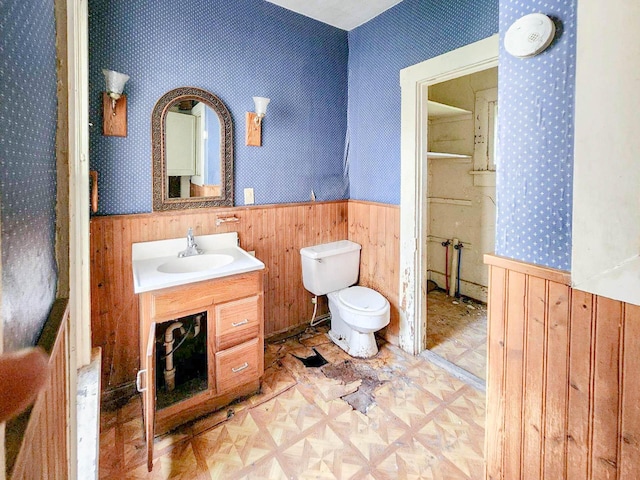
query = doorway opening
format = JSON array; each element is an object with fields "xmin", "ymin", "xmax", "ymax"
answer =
[
  {"xmin": 397, "ymin": 34, "xmax": 498, "ymax": 369},
  {"xmin": 424, "ymin": 67, "xmax": 497, "ymax": 381}
]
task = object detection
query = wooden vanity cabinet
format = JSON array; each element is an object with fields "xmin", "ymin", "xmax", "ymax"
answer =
[{"xmin": 138, "ymin": 270, "xmax": 264, "ymax": 471}]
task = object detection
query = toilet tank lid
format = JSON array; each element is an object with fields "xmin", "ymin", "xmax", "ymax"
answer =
[{"xmin": 300, "ymin": 240, "xmax": 361, "ymax": 259}]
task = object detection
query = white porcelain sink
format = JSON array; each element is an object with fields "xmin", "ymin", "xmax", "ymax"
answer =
[
  {"xmin": 157, "ymin": 254, "xmax": 234, "ymax": 274},
  {"xmin": 132, "ymin": 232, "xmax": 265, "ymax": 293}
]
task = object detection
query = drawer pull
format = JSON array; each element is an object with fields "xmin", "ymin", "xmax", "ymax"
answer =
[
  {"xmin": 232, "ymin": 362, "xmax": 249, "ymax": 373},
  {"xmin": 136, "ymin": 369, "xmax": 147, "ymax": 392},
  {"xmin": 232, "ymin": 319, "xmax": 249, "ymax": 327}
]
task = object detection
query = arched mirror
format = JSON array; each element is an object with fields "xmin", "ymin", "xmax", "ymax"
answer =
[{"xmin": 152, "ymin": 87, "xmax": 233, "ymax": 210}]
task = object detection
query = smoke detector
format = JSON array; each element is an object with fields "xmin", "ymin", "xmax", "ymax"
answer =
[{"xmin": 504, "ymin": 13, "xmax": 556, "ymax": 58}]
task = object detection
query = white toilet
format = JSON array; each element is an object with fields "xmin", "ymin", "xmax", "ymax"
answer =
[{"xmin": 300, "ymin": 240, "xmax": 390, "ymax": 358}]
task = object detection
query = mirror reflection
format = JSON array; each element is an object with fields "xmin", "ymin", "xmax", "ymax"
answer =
[
  {"xmin": 166, "ymin": 100, "xmax": 222, "ymax": 199},
  {"xmin": 152, "ymin": 87, "xmax": 233, "ymax": 211}
]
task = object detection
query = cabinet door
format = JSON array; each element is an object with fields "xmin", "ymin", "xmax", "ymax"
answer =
[{"xmin": 143, "ymin": 322, "xmax": 156, "ymax": 471}]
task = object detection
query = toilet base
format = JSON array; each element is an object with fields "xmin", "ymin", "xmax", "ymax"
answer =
[{"xmin": 328, "ymin": 328, "xmax": 379, "ymax": 358}]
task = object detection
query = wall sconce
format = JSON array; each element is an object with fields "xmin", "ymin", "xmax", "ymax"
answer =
[
  {"xmin": 102, "ymin": 69, "xmax": 130, "ymax": 137},
  {"xmin": 246, "ymin": 96, "xmax": 270, "ymax": 146}
]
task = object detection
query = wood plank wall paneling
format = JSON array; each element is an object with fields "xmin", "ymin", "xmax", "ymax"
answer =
[
  {"xmin": 347, "ymin": 200, "xmax": 400, "ymax": 345},
  {"xmin": 90, "ymin": 201, "xmax": 348, "ymax": 391},
  {"xmin": 484, "ymin": 254, "xmax": 640, "ymax": 480},
  {"xmin": 10, "ymin": 302, "xmax": 69, "ymax": 480}
]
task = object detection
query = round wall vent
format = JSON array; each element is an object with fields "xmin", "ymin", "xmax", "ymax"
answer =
[{"xmin": 504, "ymin": 13, "xmax": 556, "ymax": 58}]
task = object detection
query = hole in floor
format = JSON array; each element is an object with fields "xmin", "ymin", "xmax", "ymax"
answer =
[
  {"xmin": 292, "ymin": 348, "xmax": 328, "ymax": 367},
  {"xmin": 321, "ymin": 360, "xmax": 385, "ymax": 414}
]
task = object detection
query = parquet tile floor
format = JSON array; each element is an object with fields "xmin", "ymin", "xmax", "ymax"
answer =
[
  {"xmin": 425, "ymin": 290, "xmax": 487, "ymax": 380},
  {"xmin": 99, "ymin": 325, "xmax": 485, "ymax": 479}
]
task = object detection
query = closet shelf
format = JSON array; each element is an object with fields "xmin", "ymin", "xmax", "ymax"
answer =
[
  {"xmin": 428, "ymin": 197, "xmax": 472, "ymax": 206},
  {"xmin": 427, "ymin": 152, "xmax": 472, "ymax": 162},
  {"xmin": 427, "ymin": 152, "xmax": 471, "ymax": 159},
  {"xmin": 427, "ymin": 100, "xmax": 471, "ymax": 119}
]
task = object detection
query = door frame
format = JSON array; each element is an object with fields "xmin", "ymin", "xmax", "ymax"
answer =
[
  {"xmin": 67, "ymin": 0, "xmax": 90, "ymax": 477},
  {"xmin": 398, "ymin": 35, "xmax": 499, "ymax": 354}
]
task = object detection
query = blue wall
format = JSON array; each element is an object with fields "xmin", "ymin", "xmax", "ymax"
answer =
[
  {"xmin": 347, "ymin": 0, "xmax": 499, "ymax": 204},
  {"xmin": 89, "ymin": 0, "xmax": 349, "ymax": 214},
  {"xmin": 0, "ymin": 0, "xmax": 58, "ymax": 350},
  {"xmin": 90, "ymin": 0, "xmax": 577, "ymax": 270},
  {"xmin": 347, "ymin": 0, "xmax": 576, "ymax": 270},
  {"xmin": 496, "ymin": 0, "xmax": 576, "ymax": 270}
]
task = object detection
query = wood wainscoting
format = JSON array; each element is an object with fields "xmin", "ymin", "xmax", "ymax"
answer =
[
  {"xmin": 348, "ymin": 200, "xmax": 400, "ymax": 344},
  {"xmin": 9, "ymin": 300, "xmax": 70, "ymax": 479},
  {"xmin": 91, "ymin": 201, "xmax": 348, "ymax": 392},
  {"xmin": 485, "ymin": 254, "xmax": 640, "ymax": 480}
]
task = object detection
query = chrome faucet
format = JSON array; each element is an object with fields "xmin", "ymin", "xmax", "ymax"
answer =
[{"xmin": 178, "ymin": 228, "xmax": 203, "ymax": 257}]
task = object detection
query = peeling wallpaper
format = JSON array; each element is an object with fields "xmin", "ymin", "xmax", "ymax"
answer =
[
  {"xmin": 89, "ymin": 0, "xmax": 349, "ymax": 215},
  {"xmin": 0, "ymin": 0, "xmax": 58, "ymax": 350}
]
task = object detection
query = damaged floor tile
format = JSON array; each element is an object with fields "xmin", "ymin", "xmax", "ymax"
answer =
[{"xmin": 99, "ymin": 324, "xmax": 485, "ymax": 479}]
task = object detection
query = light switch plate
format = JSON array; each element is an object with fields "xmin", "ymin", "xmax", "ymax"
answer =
[{"xmin": 244, "ymin": 188, "xmax": 255, "ymax": 205}]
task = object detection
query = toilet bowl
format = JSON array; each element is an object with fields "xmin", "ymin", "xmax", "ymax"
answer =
[
  {"xmin": 327, "ymin": 286, "xmax": 390, "ymax": 358},
  {"xmin": 300, "ymin": 240, "xmax": 390, "ymax": 358}
]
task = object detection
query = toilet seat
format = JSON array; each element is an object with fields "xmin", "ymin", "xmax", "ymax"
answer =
[
  {"xmin": 327, "ymin": 287, "xmax": 391, "ymax": 358},
  {"xmin": 338, "ymin": 286, "xmax": 387, "ymax": 312}
]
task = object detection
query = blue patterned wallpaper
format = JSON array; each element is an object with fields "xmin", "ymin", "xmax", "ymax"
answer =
[
  {"xmin": 0, "ymin": 0, "xmax": 58, "ymax": 350},
  {"xmin": 347, "ymin": 0, "xmax": 576, "ymax": 270},
  {"xmin": 91, "ymin": 0, "xmax": 577, "ymax": 269},
  {"xmin": 495, "ymin": 0, "xmax": 576, "ymax": 270},
  {"xmin": 89, "ymin": 0, "xmax": 349, "ymax": 214},
  {"xmin": 347, "ymin": 0, "xmax": 499, "ymax": 204}
]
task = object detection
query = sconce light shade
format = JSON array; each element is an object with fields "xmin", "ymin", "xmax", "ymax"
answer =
[
  {"xmin": 102, "ymin": 68, "xmax": 129, "ymax": 137},
  {"xmin": 102, "ymin": 69, "xmax": 130, "ymax": 99},
  {"xmin": 246, "ymin": 97, "xmax": 271, "ymax": 147},
  {"xmin": 252, "ymin": 97, "xmax": 270, "ymax": 117}
]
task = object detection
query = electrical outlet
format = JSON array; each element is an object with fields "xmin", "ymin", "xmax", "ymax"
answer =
[{"xmin": 244, "ymin": 188, "xmax": 255, "ymax": 205}]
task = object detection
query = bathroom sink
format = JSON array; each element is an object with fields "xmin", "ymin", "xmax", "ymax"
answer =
[
  {"xmin": 132, "ymin": 232, "xmax": 265, "ymax": 293},
  {"xmin": 157, "ymin": 254, "xmax": 234, "ymax": 274}
]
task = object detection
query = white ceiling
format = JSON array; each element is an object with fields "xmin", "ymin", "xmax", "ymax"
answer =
[{"xmin": 265, "ymin": 0, "xmax": 403, "ymax": 31}]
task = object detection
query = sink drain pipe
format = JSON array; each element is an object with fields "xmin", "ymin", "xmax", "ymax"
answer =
[
  {"xmin": 162, "ymin": 314, "xmax": 202, "ymax": 391},
  {"xmin": 163, "ymin": 322, "xmax": 185, "ymax": 391}
]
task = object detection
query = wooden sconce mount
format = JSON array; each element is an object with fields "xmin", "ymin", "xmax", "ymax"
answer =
[
  {"xmin": 102, "ymin": 92, "xmax": 127, "ymax": 137},
  {"xmin": 245, "ymin": 112, "xmax": 262, "ymax": 147}
]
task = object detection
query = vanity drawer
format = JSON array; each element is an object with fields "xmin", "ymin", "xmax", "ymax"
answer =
[
  {"xmin": 148, "ymin": 272, "xmax": 262, "ymax": 321},
  {"xmin": 215, "ymin": 338, "xmax": 260, "ymax": 393},
  {"xmin": 215, "ymin": 296, "xmax": 260, "ymax": 350}
]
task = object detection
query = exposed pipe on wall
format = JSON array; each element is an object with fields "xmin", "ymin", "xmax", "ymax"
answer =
[
  {"xmin": 441, "ymin": 240, "xmax": 451, "ymax": 292},
  {"xmin": 454, "ymin": 242, "xmax": 464, "ymax": 298},
  {"xmin": 449, "ymin": 238, "xmax": 459, "ymax": 297}
]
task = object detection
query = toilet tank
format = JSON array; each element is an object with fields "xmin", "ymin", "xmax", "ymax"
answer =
[{"xmin": 300, "ymin": 240, "xmax": 361, "ymax": 296}]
